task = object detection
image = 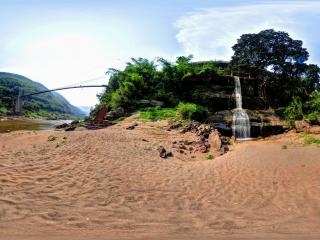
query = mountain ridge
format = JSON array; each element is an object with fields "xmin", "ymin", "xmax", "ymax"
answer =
[{"xmin": 0, "ymin": 72, "xmax": 85, "ymax": 117}]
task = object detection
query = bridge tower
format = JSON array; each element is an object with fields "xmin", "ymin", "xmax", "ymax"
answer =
[{"xmin": 14, "ymin": 87, "xmax": 23, "ymax": 114}]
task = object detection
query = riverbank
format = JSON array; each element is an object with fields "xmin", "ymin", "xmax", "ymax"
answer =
[{"xmin": 1, "ymin": 118, "xmax": 320, "ymax": 239}]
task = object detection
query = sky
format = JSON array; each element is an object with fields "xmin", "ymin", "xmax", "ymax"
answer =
[{"xmin": 1, "ymin": 0, "xmax": 320, "ymax": 107}]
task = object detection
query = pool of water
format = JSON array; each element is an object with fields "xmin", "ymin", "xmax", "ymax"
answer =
[{"xmin": 0, "ymin": 119, "xmax": 71, "ymax": 133}]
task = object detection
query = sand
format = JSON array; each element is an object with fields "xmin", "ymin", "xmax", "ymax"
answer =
[{"xmin": 1, "ymin": 119, "xmax": 320, "ymax": 239}]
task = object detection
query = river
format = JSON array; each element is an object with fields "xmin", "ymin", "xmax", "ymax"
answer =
[{"xmin": 0, "ymin": 119, "xmax": 71, "ymax": 133}]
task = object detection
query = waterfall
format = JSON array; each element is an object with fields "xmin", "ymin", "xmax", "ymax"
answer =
[{"xmin": 232, "ymin": 76, "xmax": 251, "ymax": 140}]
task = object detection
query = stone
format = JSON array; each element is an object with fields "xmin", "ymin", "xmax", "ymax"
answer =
[
  {"xmin": 157, "ymin": 146, "xmax": 173, "ymax": 158},
  {"xmin": 168, "ymin": 122, "xmax": 182, "ymax": 130},
  {"xmin": 65, "ymin": 126, "xmax": 76, "ymax": 131},
  {"xmin": 136, "ymin": 99, "xmax": 150, "ymax": 105},
  {"xmin": 150, "ymin": 100, "xmax": 164, "ymax": 107},
  {"xmin": 198, "ymin": 145, "xmax": 208, "ymax": 153},
  {"xmin": 294, "ymin": 120, "xmax": 310, "ymax": 133},
  {"xmin": 208, "ymin": 130, "xmax": 222, "ymax": 152},
  {"xmin": 105, "ymin": 107, "xmax": 125, "ymax": 120},
  {"xmin": 55, "ymin": 123, "xmax": 69, "ymax": 130},
  {"xmin": 126, "ymin": 122, "xmax": 138, "ymax": 130},
  {"xmin": 71, "ymin": 120, "xmax": 80, "ymax": 125}
]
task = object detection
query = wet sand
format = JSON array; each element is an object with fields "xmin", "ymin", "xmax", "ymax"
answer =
[{"xmin": 1, "ymin": 120, "xmax": 320, "ymax": 239}]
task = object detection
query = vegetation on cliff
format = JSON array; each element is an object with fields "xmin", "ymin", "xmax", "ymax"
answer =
[
  {"xmin": 95, "ymin": 29, "xmax": 319, "ymax": 124},
  {"xmin": 0, "ymin": 72, "xmax": 85, "ymax": 118},
  {"xmin": 97, "ymin": 55, "xmax": 225, "ymax": 111}
]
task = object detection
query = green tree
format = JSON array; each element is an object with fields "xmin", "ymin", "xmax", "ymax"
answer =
[
  {"xmin": 95, "ymin": 56, "xmax": 224, "ymax": 112},
  {"xmin": 230, "ymin": 29, "xmax": 318, "ymax": 106},
  {"xmin": 231, "ymin": 29, "xmax": 309, "ymax": 74}
]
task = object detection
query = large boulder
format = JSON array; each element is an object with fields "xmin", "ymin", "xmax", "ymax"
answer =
[
  {"xmin": 208, "ymin": 129, "xmax": 222, "ymax": 152},
  {"xmin": 105, "ymin": 107, "xmax": 125, "ymax": 120}
]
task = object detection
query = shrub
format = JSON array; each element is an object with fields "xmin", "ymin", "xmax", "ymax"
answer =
[
  {"xmin": 284, "ymin": 96, "xmax": 303, "ymax": 127},
  {"xmin": 304, "ymin": 112, "xmax": 320, "ymax": 125},
  {"xmin": 176, "ymin": 102, "xmax": 206, "ymax": 121},
  {"xmin": 304, "ymin": 91, "xmax": 320, "ymax": 124},
  {"xmin": 205, "ymin": 152, "xmax": 214, "ymax": 160}
]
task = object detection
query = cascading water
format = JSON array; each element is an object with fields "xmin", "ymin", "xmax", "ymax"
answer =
[{"xmin": 232, "ymin": 76, "xmax": 251, "ymax": 140}]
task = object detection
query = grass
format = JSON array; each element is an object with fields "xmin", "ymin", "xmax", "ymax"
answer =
[
  {"xmin": 47, "ymin": 135, "xmax": 57, "ymax": 141},
  {"xmin": 205, "ymin": 152, "xmax": 214, "ymax": 160},
  {"xmin": 139, "ymin": 107, "xmax": 176, "ymax": 121},
  {"xmin": 301, "ymin": 134, "xmax": 320, "ymax": 146},
  {"xmin": 281, "ymin": 145, "xmax": 288, "ymax": 149}
]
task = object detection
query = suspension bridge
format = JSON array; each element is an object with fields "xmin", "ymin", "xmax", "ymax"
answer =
[{"xmin": 14, "ymin": 76, "xmax": 108, "ymax": 114}]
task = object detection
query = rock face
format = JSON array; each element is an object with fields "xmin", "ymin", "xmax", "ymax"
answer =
[
  {"xmin": 105, "ymin": 107, "xmax": 125, "ymax": 120},
  {"xmin": 208, "ymin": 109, "xmax": 288, "ymax": 137},
  {"xmin": 135, "ymin": 99, "xmax": 164, "ymax": 108}
]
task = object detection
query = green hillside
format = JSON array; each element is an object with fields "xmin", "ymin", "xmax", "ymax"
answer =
[{"xmin": 0, "ymin": 72, "xmax": 85, "ymax": 117}]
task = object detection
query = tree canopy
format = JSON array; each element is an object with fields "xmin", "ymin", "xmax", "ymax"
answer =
[
  {"xmin": 231, "ymin": 29, "xmax": 319, "ymax": 105},
  {"xmin": 97, "ymin": 56, "xmax": 225, "ymax": 110}
]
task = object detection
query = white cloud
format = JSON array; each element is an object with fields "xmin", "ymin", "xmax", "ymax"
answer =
[{"xmin": 175, "ymin": 1, "xmax": 320, "ymax": 63}]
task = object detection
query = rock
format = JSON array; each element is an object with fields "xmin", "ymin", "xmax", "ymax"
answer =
[
  {"xmin": 105, "ymin": 107, "xmax": 125, "ymax": 120},
  {"xmin": 47, "ymin": 115, "xmax": 58, "ymax": 120},
  {"xmin": 65, "ymin": 126, "xmax": 76, "ymax": 131},
  {"xmin": 55, "ymin": 123, "xmax": 69, "ymax": 130},
  {"xmin": 208, "ymin": 130, "xmax": 222, "ymax": 152},
  {"xmin": 135, "ymin": 99, "xmax": 164, "ymax": 107},
  {"xmin": 168, "ymin": 122, "xmax": 182, "ymax": 130},
  {"xmin": 150, "ymin": 100, "xmax": 164, "ymax": 107},
  {"xmin": 309, "ymin": 126, "xmax": 320, "ymax": 134},
  {"xmin": 126, "ymin": 122, "xmax": 138, "ymax": 130},
  {"xmin": 198, "ymin": 145, "xmax": 208, "ymax": 153},
  {"xmin": 294, "ymin": 120, "xmax": 310, "ymax": 133},
  {"xmin": 71, "ymin": 120, "xmax": 80, "ymax": 125},
  {"xmin": 136, "ymin": 99, "xmax": 150, "ymax": 105},
  {"xmin": 157, "ymin": 146, "xmax": 173, "ymax": 158}
]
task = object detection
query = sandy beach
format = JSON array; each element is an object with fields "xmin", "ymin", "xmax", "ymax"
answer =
[{"xmin": 1, "ymin": 119, "xmax": 320, "ymax": 239}]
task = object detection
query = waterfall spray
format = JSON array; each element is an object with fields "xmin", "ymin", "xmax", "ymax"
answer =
[{"xmin": 232, "ymin": 76, "xmax": 251, "ymax": 140}]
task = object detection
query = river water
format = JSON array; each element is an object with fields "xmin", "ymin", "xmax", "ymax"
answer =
[{"xmin": 0, "ymin": 119, "xmax": 71, "ymax": 133}]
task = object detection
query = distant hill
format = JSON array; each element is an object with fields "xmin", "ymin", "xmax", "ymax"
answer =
[
  {"xmin": 77, "ymin": 106, "xmax": 92, "ymax": 116},
  {"xmin": 0, "ymin": 72, "xmax": 85, "ymax": 117}
]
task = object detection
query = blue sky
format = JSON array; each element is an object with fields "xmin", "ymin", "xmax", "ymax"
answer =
[{"xmin": 1, "ymin": 0, "xmax": 320, "ymax": 107}]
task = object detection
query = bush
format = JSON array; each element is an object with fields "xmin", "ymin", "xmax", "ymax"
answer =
[
  {"xmin": 284, "ymin": 96, "xmax": 303, "ymax": 127},
  {"xmin": 304, "ymin": 91, "xmax": 320, "ymax": 124},
  {"xmin": 304, "ymin": 112, "xmax": 320, "ymax": 125},
  {"xmin": 176, "ymin": 102, "xmax": 206, "ymax": 121},
  {"xmin": 205, "ymin": 152, "xmax": 214, "ymax": 160},
  {"xmin": 176, "ymin": 102, "xmax": 196, "ymax": 120}
]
